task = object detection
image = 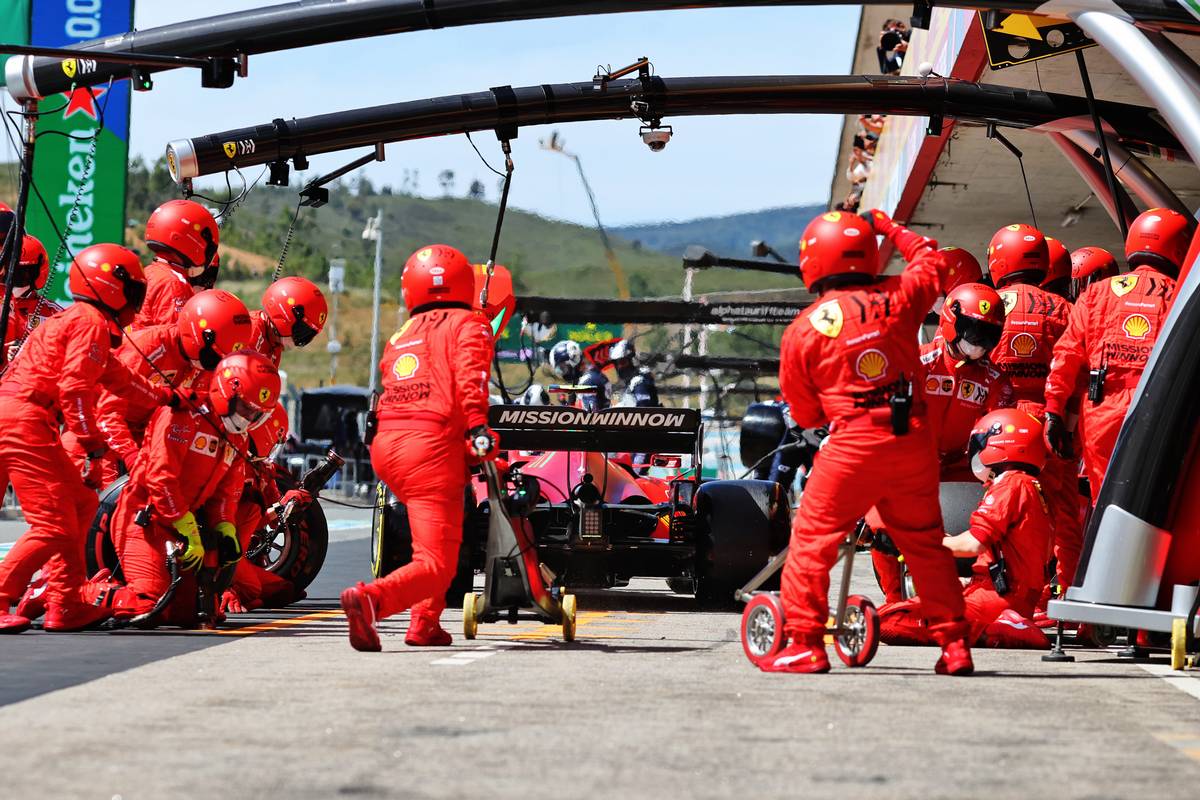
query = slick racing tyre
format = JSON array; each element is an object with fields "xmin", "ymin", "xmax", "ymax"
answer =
[
  {"xmin": 251, "ymin": 482, "xmax": 329, "ymax": 594},
  {"xmin": 834, "ymin": 594, "xmax": 880, "ymax": 667},
  {"xmin": 741, "ymin": 593, "xmax": 787, "ymax": 667},
  {"xmin": 371, "ymin": 482, "xmax": 476, "ymax": 606},
  {"xmin": 694, "ymin": 480, "xmax": 790, "ymax": 609},
  {"xmin": 86, "ymin": 475, "xmax": 129, "ymax": 578}
]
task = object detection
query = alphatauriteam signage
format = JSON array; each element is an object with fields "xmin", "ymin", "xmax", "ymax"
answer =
[{"xmin": 26, "ymin": 0, "xmax": 134, "ymax": 304}]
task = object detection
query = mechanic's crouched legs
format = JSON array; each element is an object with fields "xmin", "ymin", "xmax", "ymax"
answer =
[
  {"xmin": 771, "ymin": 419, "xmax": 972, "ymax": 674},
  {"xmin": 343, "ymin": 429, "xmax": 464, "ymax": 651},
  {"xmin": 106, "ymin": 493, "xmax": 175, "ymax": 620}
]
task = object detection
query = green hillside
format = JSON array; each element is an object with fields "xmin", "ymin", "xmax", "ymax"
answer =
[
  {"xmin": 4, "ymin": 159, "xmax": 797, "ymax": 390},
  {"xmin": 613, "ymin": 203, "xmax": 826, "ymax": 258}
]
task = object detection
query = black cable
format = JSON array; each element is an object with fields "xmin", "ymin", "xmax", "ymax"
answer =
[
  {"xmin": 465, "ymin": 131, "xmax": 507, "ymax": 178},
  {"xmin": 271, "ymin": 199, "xmax": 304, "ymax": 281}
]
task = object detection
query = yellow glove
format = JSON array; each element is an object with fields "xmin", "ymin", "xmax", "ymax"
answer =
[
  {"xmin": 172, "ymin": 512, "xmax": 204, "ymax": 571},
  {"xmin": 215, "ymin": 521, "xmax": 241, "ymax": 567}
]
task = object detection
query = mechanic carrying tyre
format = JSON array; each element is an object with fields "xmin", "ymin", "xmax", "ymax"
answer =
[
  {"xmin": 765, "ymin": 209, "xmax": 974, "ymax": 675},
  {"xmin": 340, "ymin": 244, "xmax": 498, "ymax": 652}
]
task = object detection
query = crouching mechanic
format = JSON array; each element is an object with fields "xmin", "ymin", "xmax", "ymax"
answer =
[
  {"xmin": 1, "ymin": 234, "xmax": 63, "ymax": 359},
  {"xmin": 251, "ymin": 276, "xmax": 330, "ymax": 367},
  {"xmin": 880, "ymin": 409, "xmax": 1052, "ymax": 649},
  {"xmin": 103, "ymin": 352, "xmax": 280, "ymax": 623},
  {"xmin": 0, "ymin": 244, "xmax": 168, "ymax": 633},
  {"xmin": 341, "ymin": 244, "xmax": 496, "ymax": 652},
  {"xmin": 767, "ymin": 209, "xmax": 973, "ymax": 675},
  {"xmin": 871, "ymin": 281, "xmax": 1011, "ymax": 602}
]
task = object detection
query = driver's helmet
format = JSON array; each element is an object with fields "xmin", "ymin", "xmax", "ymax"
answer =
[{"xmin": 549, "ymin": 340, "xmax": 583, "ymax": 380}]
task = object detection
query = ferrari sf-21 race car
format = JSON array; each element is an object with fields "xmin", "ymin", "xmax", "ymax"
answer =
[{"xmin": 372, "ymin": 404, "xmax": 791, "ymax": 607}]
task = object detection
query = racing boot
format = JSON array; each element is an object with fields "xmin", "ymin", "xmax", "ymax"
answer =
[
  {"xmin": 341, "ymin": 582, "xmax": 381, "ymax": 652},
  {"xmin": 982, "ymin": 610, "xmax": 1050, "ymax": 649},
  {"xmin": 0, "ymin": 598, "xmax": 32, "ymax": 634},
  {"xmin": 931, "ymin": 620, "xmax": 975, "ymax": 675},
  {"xmin": 758, "ymin": 635, "xmax": 831, "ymax": 674},
  {"xmin": 405, "ymin": 611, "xmax": 452, "ymax": 647},
  {"xmin": 43, "ymin": 601, "xmax": 112, "ymax": 632},
  {"xmin": 14, "ymin": 570, "xmax": 48, "ymax": 620}
]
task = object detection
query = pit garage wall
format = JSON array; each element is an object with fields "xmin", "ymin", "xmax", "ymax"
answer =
[{"xmin": 858, "ymin": 10, "xmax": 988, "ymax": 261}]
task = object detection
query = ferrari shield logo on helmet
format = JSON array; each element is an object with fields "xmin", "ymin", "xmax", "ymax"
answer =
[
  {"xmin": 808, "ymin": 300, "xmax": 843, "ymax": 338},
  {"xmin": 223, "ymin": 142, "xmax": 237, "ymax": 159},
  {"xmin": 258, "ymin": 387, "xmax": 272, "ymax": 404},
  {"xmin": 1111, "ymin": 274, "xmax": 1139, "ymax": 297},
  {"xmin": 979, "ymin": 299, "xmax": 992, "ymax": 315},
  {"xmin": 1000, "ymin": 290, "xmax": 1017, "ymax": 315},
  {"xmin": 61, "ymin": 59, "xmax": 76, "ymax": 78},
  {"xmin": 855, "ymin": 349, "xmax": 889, "ymax": 381}
]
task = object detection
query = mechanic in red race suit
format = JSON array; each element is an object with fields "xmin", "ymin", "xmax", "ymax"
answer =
[
  {"xmin": 0, "ymin": 244, "xmax": 169, "ymax": 633},
  {"xmin": 1044, "ymin": 208, "xmax": 1187, "ymax": 507},
  {"xmin": 2, "ymin": 234, "xmax": 63, "ymax": 359},
  {"xmin": 767, "ymin": 209, "xmax": 973, "ymax": 675},
  {"xmin": 104, "ymin": 351, "xmax": 280, "ymax": 621},
  {"xmin": 1041, "ymin": 236, "xmax": 1073, "ymax": 299},
  {"xmin": 340, "ymin": 244, "xmax": 497, "ymax": 652},
  {"xmin": 871, "ymin": 281, "xmax": 1012, "ymax": 602},
  {"xmin": 248, "ymin": 276, "xmax": 329, "ymax": 368},
  {"xmin": 223, "ymin": 403, "xmax": 309, "ymax": 613},
  {"xmin": 985, "ymin": 224, "xmax": 1080, "ymax": 591},
  {"xmin": 131, "ymin": 199, "xmax": 220, "ymax": 329},
  {"xmin": 1069, "ymin": 247, "xmax": 1119, "ymax": 303},
  {"xmin": 91, "ymin": 289, "xmax": 253, "ymax": 483},
  {"xmin": 881, "ymin": 409, "xmax": 1052, "ymax": 649}
]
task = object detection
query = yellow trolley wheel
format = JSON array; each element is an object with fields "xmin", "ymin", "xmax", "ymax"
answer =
[
  {"xmin": 463, "ymin": 593, "xmax": 479, "ymax": 640},
  {"xmin": 561, "ymin": 594, "xmax": 577, "ymax": 642},
  {"xmin": 1171, "ymin": 618, "xmax": 1188, "ymax": 671}
]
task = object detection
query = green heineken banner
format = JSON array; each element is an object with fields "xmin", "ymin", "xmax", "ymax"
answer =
[
  {"xmin": 25, "ymin": 0, "xmax": 134, "ymax": 304},
  {"xmin": 0, "ymin": 3, "xmax": 30, "ymax": 78},
  {"xmin": 495, "ymin": 319, "xmax": 624, "ymax": 362}
]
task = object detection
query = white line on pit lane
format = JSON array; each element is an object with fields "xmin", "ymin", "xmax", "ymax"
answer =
[
  {"xmin": 1139, "ymin": 663, "xmax": 1200, "ymax": 701},
  {"xmin": 430, "ymin": 641, "xmax": 519, "ymax": 666}
]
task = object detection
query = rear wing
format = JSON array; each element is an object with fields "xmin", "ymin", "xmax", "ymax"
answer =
[{"xmin": 489, "ymin": 404, "xmax": 702, "ymax": 456}]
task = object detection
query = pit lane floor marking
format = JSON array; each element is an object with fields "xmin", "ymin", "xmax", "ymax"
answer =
[
  {"xmin": 212, "ymin": 608, "xmax": 345, "ymax": 636},
  {"xmin": 431, "ymin": 611, "xmax": 645, "ymax": 665},
  {"xmin": 1139, "ymin": 663, "xmax": 1200, "ymax": 702}
]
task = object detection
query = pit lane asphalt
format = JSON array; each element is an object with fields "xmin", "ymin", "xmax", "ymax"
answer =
[{"xmin": 4, "ymin": 507, "xmax": 1200, "ymax": 799}]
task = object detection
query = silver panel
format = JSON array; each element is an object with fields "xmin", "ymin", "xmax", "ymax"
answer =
[{"xmin": 1065, "ymin": 504, "xmax": 1171, "ymax": 607}]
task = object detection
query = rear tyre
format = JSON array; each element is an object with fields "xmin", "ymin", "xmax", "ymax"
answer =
[
  {"xmin": 834, "ymin": 595, "xmax": 880, "ymax": 667},
  {"xmin": 463, "ymin": 592, "xmax": 479, "ymax": 640},
  {"xmin": 86, "ymin": 476, "xmax": 129, "ymax": 578},
  {"xmin": 561, "ymin": 594, "xmax": 577, "ymax": 642},
  {"xmin": 694, "ymin": 480, "xmax": 790, "ymax": 609},
  {"xmin": 741, "ymin": 593, "xmax": 786, "ymax": 667},
  {"xmin": 253, "ymin": 496, "xmax": 329, "ymax": 594}
]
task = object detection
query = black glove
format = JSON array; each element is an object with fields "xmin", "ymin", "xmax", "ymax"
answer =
[{"xmin": 1044, "ymin": 412, "xmax": 1073, "ymax": 459}]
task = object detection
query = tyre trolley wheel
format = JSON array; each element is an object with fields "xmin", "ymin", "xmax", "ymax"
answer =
[
  {"xmin": 741, "ymin": 593, "xmax": 787, "ymax": 666},
  {"xmin": 834, "ymin": 594, "xmax": 880, "ymax": 667},
  {"xmin": 561, "ymin": 594, "xmax": 578, "ymax": 642},
  {"xmin": 1171, "ymin": 617, "xmax": 1188, "ymax": 671},
  {"xmin": 463, "ymin": 593, "xmax": 480, "ymax": 640}
]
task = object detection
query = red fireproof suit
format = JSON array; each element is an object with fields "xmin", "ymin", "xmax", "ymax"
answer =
[
  {"xmin": 872, "ymin": 336, "xmax": 1014, "ymax": 602},
  {"xmin": 1045, "ymin": 267, "xmax": 1176, "ymax": 504},
  {"xmin": 881, "ymin": 469, "xmax": 1051, "ymax": 648},
  {"xmin": 130, "ymin": 261, "xmax": 193, "ymax": 330},
  {"xmin": 778, "ymin": 223, "xmax": 968, "ymax": 645},
  {"xmin": 362, "ymin": 307, "xmax": 494, "ymax": 628},
  {"xmin": 107, "ymin": 406, "xmax": 245, "ymax": 617},
  {"xmin": 249, "ymin": 310, "xmax": 284, "ymax": 367},
  {"xmin": 989, "ymin": 283, "xmax": 1080, "ymax": 588},
  {"xmin": 0, "ymin": 303, "xmax": 141, "ymax": 609},
  {"xmin": 4, "ymin": 294, "xmax": 63, "ymax": 353}
]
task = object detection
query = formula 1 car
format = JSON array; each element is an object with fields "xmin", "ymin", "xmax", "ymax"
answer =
[{"xmin": 372, "ymin": 404, "xmax": 791, "ymax": 607}]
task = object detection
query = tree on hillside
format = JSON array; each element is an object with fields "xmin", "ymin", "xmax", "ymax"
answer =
[
  {"xmin": 468, "ymin": 179, "xmax": 486, "ymax": 201},
  {"xmin": 438, "ymin": 170, "xmax": 456, "ymax": 197}
]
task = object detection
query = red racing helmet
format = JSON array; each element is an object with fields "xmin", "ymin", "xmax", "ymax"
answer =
[
  {"xmin": 248, "ymin": 402, "xmax": 289, "ymax": 461},
  {"xmin": 402, "ymin": 244, "xmax": 474, "ymax": 311},
  {"xmin": 939, "ymin": 247, "xmax": 983, "ymax": 292},
  {"xmin": 1125, "ymin": 208, "xmax": 1194, "ymax": 276},
  {"xmin": 1070, "ymin": 247, "xmax": 1119, "ymax": 300},
  {"xmin": 178, "ymin": 289, "xmax": 253, "ymax": 371},
  {"xmin": 938, "ymin": 282, "xmax": 1005, "ymax": 359},
  {"xmin": 968, "ymin": 408, "xmax": 1046, "ymax": 481},
  {"xmin": 798, "ymin": 211, "xmax": 879, "ymax": 291},
  {"xmin": 210, "ymin": 351, "xmax": 281, "ymax": 435},
  {"xmin": 68, "ymin": 243, "xmax": 147, "ymax": 321},
  {"xmin": 13, "ymin": 234, "xmax": 49, "ymax": 291},
  {"xmin": 144, "ymin": 199, "xmax": 219, "ymax": 271},
  {"xmin": 1041, "ymin": 236, "xmax": 1072, "ymax": 295},
  {"xmin": 261, "ymin": 276, "xmax": 328, "ymax": 348},
  {"xmin": 987, "ymin": 224, "xmax": 1048, "ymax": 287}
]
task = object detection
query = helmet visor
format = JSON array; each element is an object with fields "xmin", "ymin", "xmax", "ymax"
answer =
[
  {"xmin": 223, "ymin": 396, "xmax": 269, "ymax": 435},
  {"xmin": 955, "ymin": 314, "xmax": 1002, "ymax": 352},
  {"xmin": 116, "ymin": 266, "xmax": 147, "ymax": 313},
  {"xmin": 290, "ymin": 305, "xmax": 318, "ymax": 347}
]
